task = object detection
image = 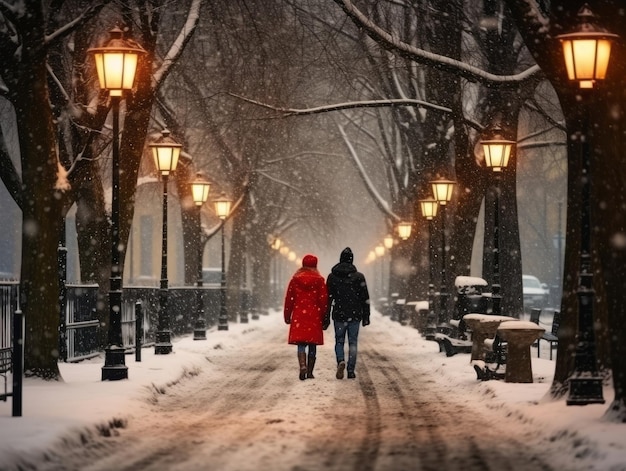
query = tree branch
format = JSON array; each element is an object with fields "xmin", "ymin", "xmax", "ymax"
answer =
[
  {"xmin": 333, "ymin": 0, "xmax": 543, "ymax": 88},
  {"xmin": 44, "ymin": 2, "xmax": 111, "ymax": 45},
  {"xmin": 152, "ymin": 0, "xmax": 204, "ymax": 88}
]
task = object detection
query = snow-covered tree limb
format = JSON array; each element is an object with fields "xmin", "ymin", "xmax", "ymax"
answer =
[
  {"xmin": 230, "ymin": 93, "xmax": 484, "ymax": 132},
  {"xmin": 44, "ymin": 2, "xmax": 111, "ymax": 46},
  {"xmin": 337, "ymin": 123, "xmax": 402, "ymax": 222},
  {"xmin": 152, "ymin": 0, "xmax": 204, "ymax": 87},
  {"xmin": 231, "ymin": 93, "xmax": 452, "ymax": 115},
  {"xmin": 333, "ymin": 0, "xmax": 543, "ymax": 88}
]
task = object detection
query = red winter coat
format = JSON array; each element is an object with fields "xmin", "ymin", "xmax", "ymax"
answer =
[{"xmin": 284, "ymin": 267, "xmax": 328, "ymax": 345}]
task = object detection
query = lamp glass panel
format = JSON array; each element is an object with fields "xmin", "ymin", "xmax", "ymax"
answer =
[
  {"xmin": 397, "ymin": 223, "xmax": 412, "ymax": 240},
  {"xmin": 420, "ymin": 200, "xmax": 438, "ymax": 219},
  {"xmin": 432, "ymin": 181, "xmax": 454, "ymax": 203},
  {"xmin": 191, "ymin": 182, "xmax": 210, "ymax": 205},
  {"xmin": 215, "ymin": 200, "xmax": 231, "ymax": 219},
  {"xmin": 95, "ymin": 52, "xmax": 139, "ymax": 92},
  {"xmin": 152, "ymin": 147, "xmax": 180, "ymax": 175},
  {"xmin": 595, "ymin": 39, "xmax": 612, "ymax": 79},
  {"xmin": 121, "ymin": 54, "xmax": 139, "ymax": 89},
  {"xmin": 572, "ymin": 39, "xmax": 599, "ymax": 79},
  {"xmin": 484, "ymin": 142, "xmax": 511, "ymax": 170}
]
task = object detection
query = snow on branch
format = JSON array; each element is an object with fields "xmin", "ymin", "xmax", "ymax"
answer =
[
  {"xmin": 44, "ymin": 2, "xmax": 111, "ymax": 45},
  {"xmin": 334, "ymin": 0, "xmax": 542, "ymax": 88},
  {"xmin": 153, "ymin": 0, "xmax": 203, "ymax": 87},
  {"xmin": 337, "ymin": 123, "xmax": 402, "ymax": 222},
  {"xmin": 0, "ymin": 1, "xmax": 19, "ymax": 24},
  {"xmin": 230, "ymin": 93, "xmax": 453, "ymax": 116},
  {"xmin": 230, "ymin": 93, "xmax": 483, "ymax": 132}
]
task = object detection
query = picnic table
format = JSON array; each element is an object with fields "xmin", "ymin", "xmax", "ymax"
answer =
[{"xmin": 463, "ymin": 313, "xmax": 518, "ymax": 361}]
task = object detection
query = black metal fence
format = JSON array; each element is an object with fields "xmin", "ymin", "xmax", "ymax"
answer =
[
  {"xmin": 0, "ymin": 281, "xmax": 247, "ymax": 366},
  {"xmin": 0, "ymin": 282, "xmax": 18, "ymax": 403}
]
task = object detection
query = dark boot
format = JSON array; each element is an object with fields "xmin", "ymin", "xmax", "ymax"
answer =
[
  {"xmin": 336, "ymin": 360, "xmax": 346, "ymax": 379},
  {"xmin": 307, "ymin": 354, "xmax": 316, "ymax": 379},
  {"xmin": 298, "ymin": 352, "xmax": 307, "ymax": 380}
]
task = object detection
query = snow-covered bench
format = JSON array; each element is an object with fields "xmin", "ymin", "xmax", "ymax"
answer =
[
  {"xmin": 434, "ymin": 332, "xmax": 472, "ymax": 357},
  {"xmin": 472, "ymin": 334, "xmax": 507, "ymax": 381}
]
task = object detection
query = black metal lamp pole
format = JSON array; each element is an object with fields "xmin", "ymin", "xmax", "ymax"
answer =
[
  {"xmin": 419, "ymin": 200, "xmax": 437, "ymax": 339},
  {"xmin": 152, "ymin": 130, "xmax": 182, "ymax": 355},
  {"xmin": 555, "ymin": 4, "xmax": 615, "ymax": 406},
  {"xmin": 89, "ymin": 28, "xmax": 146, "ymax": 381},
  {"xmin": 480, "ymin": 125, "xmax": 515, "ymax": 317},
  {"xmin": 218, "ymin": 222, "xmax": 228, "ymax": 330},
  {"xmin": 214, "ymin": 192, "xmax": 232, "ymax": 331},
  {"xmin": 491, "ymin": 174, "xmax": 502, "ymax": 316},
  {"xmin": 431, "ymin": 178, "xmax": 455, "ymax": 331},
  {"xmin": 191, "ymin": 174, "xmax": 211, "ymax": 340},
  {"xmin": 102, "ymin": 95, "xmax": 127, "ymax": 378},
  {"xmin": 193, "ymin": 202, "xmax": 206, "ymax": 340},
  {"xmin": 155, "ymin": 171, "xmax": 173, "ymax": 354},
  {"xmin": 567, "ymin": 107, "xmax": 604, "ymax": 405}
]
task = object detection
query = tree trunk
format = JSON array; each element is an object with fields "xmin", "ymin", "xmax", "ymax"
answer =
[{"xmin": 14, "ymin": 56, "xmax": 64, "ymax": 379}]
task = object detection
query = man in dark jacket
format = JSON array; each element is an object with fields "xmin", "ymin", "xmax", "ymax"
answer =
[{"xmin": 323, "ymin": 247, "xmax": 370, "ymax": 379}]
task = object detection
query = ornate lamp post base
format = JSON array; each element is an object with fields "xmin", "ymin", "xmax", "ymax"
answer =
[
  {"xmin": 102, "ymin": 346, "xmax": 128, "ymax": 381},
  {"xmin": 154, "ymin": 330, "xmax": 172, "ymax": 355},
  {"xmin": 567, "ymin": 377, "xmax": 605, "ymax": 405},
  {"xmin": 193, "ymin": 319, "xmax": 207, "ymax": 341}
]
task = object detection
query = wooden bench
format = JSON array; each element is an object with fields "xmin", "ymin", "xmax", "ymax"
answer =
[{"xmin": 531, "ymin": 309, "xmax": 560, "ymax": 360}]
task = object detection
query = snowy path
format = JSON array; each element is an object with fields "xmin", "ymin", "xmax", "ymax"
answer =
[{"xmin": 20, "ymin": 313, "xmax": 564, "ymax": 471}]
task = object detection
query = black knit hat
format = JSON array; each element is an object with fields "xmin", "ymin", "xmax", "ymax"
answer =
[{"xmin": 340, "ymin": 247, "xmax": 353, "ymax": 263}]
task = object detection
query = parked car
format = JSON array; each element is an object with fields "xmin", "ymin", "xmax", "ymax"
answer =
[{"xmin": 522, "ymin": 274, "xmax": 549, "ymax": 310}]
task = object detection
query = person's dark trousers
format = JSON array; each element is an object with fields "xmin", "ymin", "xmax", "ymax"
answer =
[{"xmin": 334, "ymin": 320, "xmax": 360, "ymax": 375}]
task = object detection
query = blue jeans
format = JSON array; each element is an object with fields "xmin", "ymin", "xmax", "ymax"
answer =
[
  {"xmin": 334, "ymin": 320, "xmax": 360, "ymax": 373},
  {"xmin": 297, "ymin": 343, "xmax": 316, "ymax": 356}
]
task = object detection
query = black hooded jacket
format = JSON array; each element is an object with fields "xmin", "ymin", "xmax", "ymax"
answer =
[{"xmin": 325, "ymin": 248, "xmax": 370, "ymax": 323}]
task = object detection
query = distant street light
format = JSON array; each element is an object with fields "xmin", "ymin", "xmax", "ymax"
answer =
[
  {"xmin": 430, "ymin": 178, "xmax": 455, "ymax": 332},
  {"xmin": 190, "ymin": 173, "xmax": 211, "ymax": 341},
  {"xmin": 90, "ymin": 27, "xmax": 145, "ymax": 381},
  {"xmin": 480, "ymin": 125, "xmax": 515, "ymax": 316},
  {"xmin": 383, "ymin": 235, "xmax": 394, "ymax": 250},
  {"xmin": 214, "ymin": 192, "xmax": 232, "ymax": 331},
  {"xmin": 397, "ymin": 222, "xmax": 412, "ymax": 240},
  {"xmin": 420, "ymin": 197, "xmax": 439, "ymax": 339},
  {"xmin": 151, "ymin": 129, "xmax": 182, "ymax": 355},
  {"xmin": 557, "ymin": 4, "xmax": 616, "ymax": 406}
]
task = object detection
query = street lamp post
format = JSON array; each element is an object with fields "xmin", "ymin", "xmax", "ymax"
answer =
[
  {"xmin": 420, "ymin": 197, "xmax": 439, "ymax": 339},
  {"xmin": 383, "ymin": 234, "xmax": 394, "ymax": 307},
  {"xmin": 480, "ymin": 125, "xmax": 515, "ymax": 316},
  {"xmin": 431, "ymin": 178, "xmax": 455, "ymax": 332},
  {"xmin": 90, "ymin": 28, "xmax": 145, "ymax": 381},
  {"xmin": 271, "ymin": 237, "xmax": 282, "ymax": 308},
  {"xmin": 151, "ymin": 130, "xmax": 182, "ymax": 355},
  {"xmin": 375, "ymin": 244, "xmax": 385, "ymax": 301},
  {"xmin": 191, "ymin": 173, "xmax": 211, "ymax": 341},
  {"xmin": 557, "ymin": 4, "xmax": 616, "ymax": 406},
  {"xmin": 214, "ymin": 192, "xmax": 232, "ymax": 331}
]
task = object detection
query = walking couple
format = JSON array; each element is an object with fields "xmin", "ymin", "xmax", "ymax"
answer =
[{"xmin": 283, "ymin": 247, "xmax": 370, "ymax": 381}]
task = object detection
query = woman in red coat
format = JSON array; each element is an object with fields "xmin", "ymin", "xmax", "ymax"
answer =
[{"xmin": 284, "ymin": 254, "xmax": 328, "ymax": 380}]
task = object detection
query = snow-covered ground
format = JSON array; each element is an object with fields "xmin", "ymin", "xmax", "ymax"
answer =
[{"xmin": 0, "ymin": 310, "xmax": 624, "ymax": 470}]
